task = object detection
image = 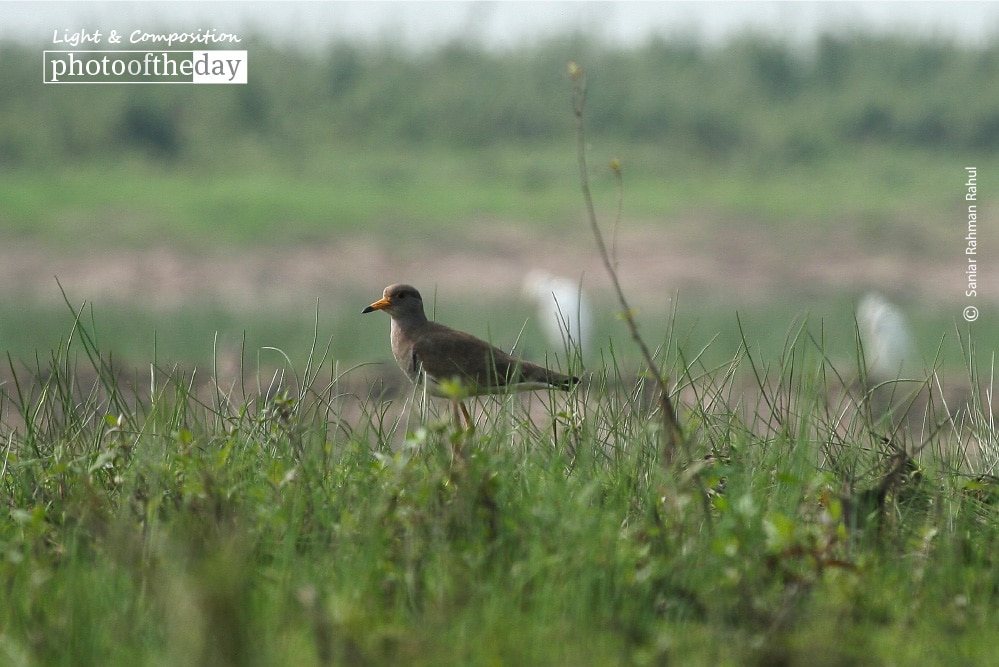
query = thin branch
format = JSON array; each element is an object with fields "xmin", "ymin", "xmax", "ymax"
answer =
[{"xmin": 568, "ymin": 62, "xmax": 685, "ymax": 464}]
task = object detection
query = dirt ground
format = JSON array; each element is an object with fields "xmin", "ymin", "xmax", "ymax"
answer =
[{"xmin": 0, "ymin": 215, "xmax": 988, "ymax": 312}]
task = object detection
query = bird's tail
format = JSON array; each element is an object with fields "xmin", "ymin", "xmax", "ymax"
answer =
[{"xmin": 549, "ymin": 371, "xmax": 580, "ymax": 390}]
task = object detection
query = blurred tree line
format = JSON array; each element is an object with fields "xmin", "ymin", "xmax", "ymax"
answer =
[{"xmin": 1, "ymin": 32, "xmax": 997, "ymax": 168}]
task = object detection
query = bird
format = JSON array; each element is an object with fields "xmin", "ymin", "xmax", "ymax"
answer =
[
  {"xmin": 856, "ymin": 292, "xmax": 917, "ymax": 381},
  {"xmin": 522, "ymin": 270, "xmax": 594, "ymax": 362},
  {"xmin": 856, "ymin": 292, "xmax": 921, "ymax": 426},
  {"xmin": 363, "ymin": 283, "xmax": 580, "ymax": 429}
]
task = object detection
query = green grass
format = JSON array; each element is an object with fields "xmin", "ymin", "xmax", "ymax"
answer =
[
  {"xmin": 0, "ymin": 301, "xmax": 334, "ymax": 371},
  {"xmin": 1, "ymin": 143, "xmax": 990, "ymax": 249},
  {"xmin": 1, "ymin": 298, "xmax": 997, "ymax": 665}
]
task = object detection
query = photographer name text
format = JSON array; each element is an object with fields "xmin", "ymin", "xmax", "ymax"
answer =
[{"xmin": 963, "ymin": 166, "xmax": 980, "ymax": 322}]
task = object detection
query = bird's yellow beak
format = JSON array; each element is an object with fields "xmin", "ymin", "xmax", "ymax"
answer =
[{"xmin": 362, "ymin": 296, "xmax": 392, "ymax": 314}]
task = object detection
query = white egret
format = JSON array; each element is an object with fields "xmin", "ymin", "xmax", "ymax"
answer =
[
  {"xmin": 522, "ymin": 270, "xmax": 594, "ymax": 362},
  {"xmin": 857, "ymin": 292, "xmax": 917, "ymax": 381}
]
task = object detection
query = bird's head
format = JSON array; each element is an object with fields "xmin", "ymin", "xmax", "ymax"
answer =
[{"xmin": 362, "ymin": 283, "xmax": 425, "ymax": 318}]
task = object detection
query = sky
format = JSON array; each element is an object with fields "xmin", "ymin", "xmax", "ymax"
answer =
[{"xmin": 3, "ymin": 1, "xmax": 999, "ymax": 50}]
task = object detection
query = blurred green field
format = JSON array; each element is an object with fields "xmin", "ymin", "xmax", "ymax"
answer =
[
  {"xmin": 1, "ymin": 143, "xmax": 990, "ymax": 247},
  {"xmin": 0, "ymin": 33, "xmax": 999, "ymax": 378},
  {"xmin": 0, "ymin": 141, "xmax": 992, "ymax": 380},
  {"xmin": 0, "ymin": 288, "xmax": 985, "ymax": 397},
  {"xmin": 0, "ymin": 30, "xmax": 993, "ymax": 382}
]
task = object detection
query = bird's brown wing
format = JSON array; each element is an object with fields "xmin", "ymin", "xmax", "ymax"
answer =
[{"xmin": 412, "ymin": 325, "xmax": 578, "ymax": 393}]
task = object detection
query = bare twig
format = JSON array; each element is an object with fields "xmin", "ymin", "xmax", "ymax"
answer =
[{"xmin": 568, "ymin": 62, "xmax": 686, "ymax": 464}]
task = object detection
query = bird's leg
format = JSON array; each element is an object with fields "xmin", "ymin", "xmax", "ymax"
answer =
[
  {"xmin": 459, "ymin": 400, "xmax": 473, "ymax": 431},
  {"xmin": 451, "ymin": 399, "xmax": 474, "ymax": 431},
  {"xmin": 448, "ymin": 399, "xmax": 473, "ymax": 466}
]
